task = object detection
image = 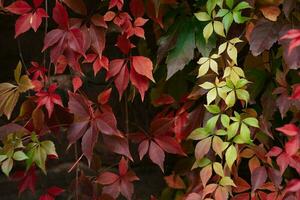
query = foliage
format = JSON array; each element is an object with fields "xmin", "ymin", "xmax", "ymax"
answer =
[{"xmin": 0, "ymin": 0, "xmax": 299, "ymax": 199}]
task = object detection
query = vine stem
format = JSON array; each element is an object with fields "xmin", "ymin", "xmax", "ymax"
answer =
[
  {"xmin": 17, "ymin": 39, "xmax": 28, "ymax": 73},
  {"xmin": 124, "ymin": 91, "xmax": 129, "ymax": 135},
  {"xmin": 75, "ymin": 143, "xmax": 79, "ymax": 200},
  {"xmin": 43, "ymin": 0, "xmax": 48, "ymax": 67}
]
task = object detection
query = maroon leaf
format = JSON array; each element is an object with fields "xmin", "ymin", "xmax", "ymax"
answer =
[
  {"xmin": 154, "ymin": 135, "xmax": 186, "ymax": 155},
  {"xmin": 138, "ymin": 140, "xmax": 149, "ymax": 160},
  {"xmin": 117, "ymin": 34, "xmax": 132, "ymax": 54},
  {"xmin": 96, "ymin": 172, "xmax": 119, "ymax": 185},
  {"xmin": 62, "ymin": 0, "xmax": 87, "ymax": 15},
  {"xmin": 109, "ymin": 0, "xmax": 124, "ymax": 11},
  {"xmin": 251, "ymin": 166, "xmax": 267, "ymax": 192},
  {"xmin": 115, "ymin": 64, "xmax": 129, "ymax": 99},
  {"xmin": 276, "ymin": 152, "xmax": 290, "ymax": 174},
  {"xmin": 47, "ymin": 186, "xmax": 64, "ymax": 197},
  {"xmin": 81, "ymin": 124, "xmax": 98, "ymax": 165},
  {"xmin": 129, "ymin": 0, "xmax": 145, "ymax": 17},
  {"xmin": 103, "ymin": 135, "xmax": 133, "ymax": 160},
  {"xmin": 250, "ymin": 19, "xmax": 282, "ymax": 56}
]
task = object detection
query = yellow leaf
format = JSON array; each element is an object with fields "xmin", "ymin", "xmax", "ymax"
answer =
[
  {"xmin": 199, "ymin": 82, "xmax": 215, "ymax": 90},
  {"xmin": 198, "ymin": 61, "xmax": 210, "ymax": 77},
  {"xmin": 210, "ymin": 59, "xmax": 219, "ymax": 74},
  {"xmin": 203, "ymin": 22, "xmax": 214, "ymax": 42},
  {"xmin": 213, "ymin": 21, "xmax": 225, "ymax": 37},
  {"xmin": 218, "ymin": 42, "xmax": 227, "ymax": 55},
  {"xmin": 194, "ymin": 12, "xmax": 211, "ymax": 21},
  {"xmin": 227, "ymin": 43, "xmax": 238, "ymax": 64},
  {"xmin": 14, "ymin": 61, "xmax": 22, "ymax": 84},
  {"xmin": 18, "ymin": 75, "xmax": 33, "ymax": 92},
  {"xmin": 207, "ymin": 88, "xmax": 217, "ymax": 105},
  {"xmin": 225, "ymin": 91, "xmax": 236, "ymax": 107}
]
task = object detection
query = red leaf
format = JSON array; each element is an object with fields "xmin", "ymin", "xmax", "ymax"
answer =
[
  {"xmin": 280, "ymin": 29, "xmax": 300, "ymax": 54},
  {"xmin": 39, "ymin": 194, "xmax": 54, "ymax": 200},
  {"xmin": 233, "ymin": 177, "xmax": 251, "ymax": 193},
  {"xmin": 290, "ymin": 84, "xmax": 300, "ymax": 99},
  {"xmin": 97, "ymin": 172, "xmax": 119, "ymax": 185},
  {"xmin": 286, "ymin": 179, "xmax": 300, "ymax": 193},
  {"xmin": 81, "ymin": 124, "xmax": 98, "ymax": 165},
  {"xmin": 131, "ymin": 56, "xmax": 154, "ymax": 82},
  {"xmin": 134, "ymin": 17, "xmax": 148, "ymax": 27},
  {"xmin": 119, "ymin": 157, "xmax": 128, "ymax": 176},
  {"xmin": 117, "ymin": 34, "xmax": 132, "ymax": 54},
  {"xmin": 89, "ymin": 25, "xmax": 106, "ymax": 56},
  {"xmin": 130, "ymin": 0, "xmax": 145, "ymax": 17},
  {"xmin": 276, "ymin": 152, "xmax": 290, "ymax": 174},
  {"xmin": 42, "ymin": 29, "xmax": 65, "ymax": 51},
  {"xmin": 33, "ymin": 0, "xmax": 44, "ymax": 8},
  {"xmin": 72, "ymin": 76, "xmax": 82, "ymax": 92},
  {"xmin": 98, "ymin": 88, "xmax": 112, "ymax": 105},
  {"xmin": 276, "ymin": 124, "xmax": 299, "ymax": 136},
  {"xmin": 107, "ymin": 59, "xmax": 125, "ymax": 79},
  {"xmin": 93, "ymin": 56, "xmax": 109, "ymax": 75},
  {"xmin": 15, "ymin": 13, "xmax": 31, "ymax": 38},
  {"xmin": 47, "ymin": 186, "xmax": 64, "ymax": 197},
  {"xmin": 109, "ymin": 0, "xmax": 124, "ymax": 10},
  {"xmin": 95, "ymin": 110, "xmax": 122, "ymax": 137},
  {"xmin": 91, "ymin": 14, "xmax": 107, "ymax": 28},
  {"xmin": 115, "ymin": 64, "xmax": 129, "ymax": 99},
  {"xmin": 103, "ymin": 135, "xmax": 133, "ymax": 160},
  {"xmin": 195, "ymin": 137, "xmax": 211, "ymax": 160},
  {"xmin": 266, "ymin": 146, "xmax": 282, "ymax": 157},
  {"xmin": 164, "ymin": 174, "xmax": 186, "ymax": 189},
  {"xmin": 53, "ymin": 0, "xmax": 68, "ymax": 29},
  {"xmin": 149, "ymin": 141, "xmax": 165, "ymax": 171},
  {"xmin": 185, "ymin": 193, "xmax": 202, "ymax": 200},
  {"xmin": 154, "ymin": 135, "xmax": 186, "ymax": 155},
  {"xmin": 214, "ymin": 186, "xmax": 228, "ymax": 200},
  {"xmin": 285, "ymin": 136, "xmax": 299, "ymax": 156},
  {"xmin": 36, "ymin": 84, "xmax": 63, "ymax": 118},
  {"xmin": 138, "ymin": 139, "xmax": 149, "ymax": 160},
  {"xmin": 251, "ymin": 166, "xmax": 267, "ymax": 192},
  {"xmin": 130, "ymin": 67, "xmax": 149, "ymax": 101},
  {"xmin": 152, "ymin": 94, "xmax": 175, "ymax": 106},
  {"xmin": 5, "ymin": 1, "xmax": 32, "ymax": 15},
  {"xmin": 104, "ymin": 11, "xmax": 116, "ymax": 21},
  {"xmin": 11, "ymin": 166, "xmax": 37, "ymax": 195}
]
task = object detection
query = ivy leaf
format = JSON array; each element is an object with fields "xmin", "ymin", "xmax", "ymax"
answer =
[
  {"xmin": 62, "ymin": 0, "xmax": 87, "ymax": 15},
  {"xmin": 225, "ymin": 145, "xmax": 237, "ymax": 170},
  {"xmin": 13, "ymin": 151, "xmax": 28, "ymax": 161},
  {"xmin": 165, "ymin": 19, "xmax": 196, "ymax": 79},
  {"xmin": 251, "ymin": 166, "xmax": 267, "ymax": 192},
  {"xmin": 1, "ymin": 158, "xmax": 13, "ymax": 176},
  {"xmin": 195, "ymin": 137, "xmax": 212, "ymax": 160},
  {"xmin": 249, "ymin": 19, "xmax": 282, "ymax": 56},
  {"xmin": 0, "ymin": 62, "xmax": 33, "ymax": 119},
  {"xmin": 200, "ymin": 164, "xmax": 212, "ymax": 187},
  {"xmin": 276, "ymin": 124, "xmax": 299, "ymax": 136}
]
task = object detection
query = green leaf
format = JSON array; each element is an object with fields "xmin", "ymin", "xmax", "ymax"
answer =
[
  {"xmin": 233, "ymin": 1, "xmax": 251, "ymax": 11},
  {"xmin": 194, "ymin": 12, "xmax": 211, "ymax": 21},
  {"xmin": 225, "ymin": 145, "xmax": 237, "ymax": 170},
  {"xmin": 221, "ymin": 114, "xmax": 230, "ymax": 128},
  {"xmin": 234, "ymin": 123, "xmax": 251, "ymax": 144},
  {"xmin": 225, "ymin": 0, "xmax": 234, "ymax": 9},
  {"xmin": 243, "ymin": 117, "xmax": 259, "ymax": 128},
  {"xmin": 227, "ymin": 122, "xmax": 239, "ymax": 139},
  {"xmin": 233, "ymin": 11, "xmax": 249, "ymax": 24},
  {"xmin": 188, "ymin": 128, "xmax": 210, "ymax": 140},
  {"xmin": 213, "ymin": 162, "xmax": 224, "ymax": 177},
  {"xmin": 222, "ymin": 13, "xmax": 233, "ymax": 33},
  {"xmin": 216, "ymin": 9, "xmax": 229, "ymax": 17},
  {"xmin": 205, "ymin": 105, "xmax": 220, "ymax": 114},
  {"xmin": 207, "ymin": 0, "xmax": 217, "ymax": 15},
  {"xmin": 225, "ymin": 91, "xmax": 236, "ymax": 107},
  {"xmin": 236, "ymin": 89, "xmax": 250, "ymax": 103},
  {"xmin": 33, "ymin": 147, "xmax": 47, "ymax": 174},
  {"xmin": 0, "ymin": 155, "xmax": 7, "ymax": 162},
  {"xmin": 1, "ymin": 158, "xmax": 13, "ymax": 176},
  {"xmin": 192, "ymin": 157, "xmax": 211, "ymax": 169},
  {"xmin": 166, "ymin": 20, "xmax": 196, "ymax": 79},
  {"xmin": 13, "ymin": 151, "xmax": 28, "ymax": 161},
  {"xmin": 206, "ymin": 115, "xmax": 220, "ymax": 131},
  {"xmin": 236, "ymin": 79, "xmax": 249, "ymax": 88},
  {"xmin": 219, "ymin": 176, "xmax": 236, "ymax": 186}
]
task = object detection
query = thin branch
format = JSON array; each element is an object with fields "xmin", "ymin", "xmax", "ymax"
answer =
[
  {"xmin": 17, "ymin": 39, "xmax": 28, "ymax": 73},
  {"xmin": 43, "ymin": 0, "xmax": 48, "ymax": 67}
]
